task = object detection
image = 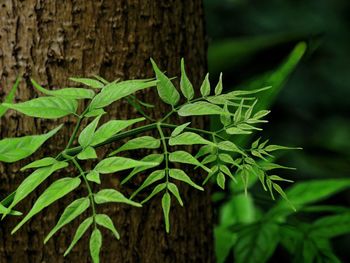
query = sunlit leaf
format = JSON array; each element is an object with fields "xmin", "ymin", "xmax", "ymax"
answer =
[
  {"xmin": 91, "ymin": 118, "xmax": 145, "ymax": 146},
  {"xmin": 94, "ymin": 189, "xmax": 141, "ymax": 207},
  {"xmin": 150, "ymin": 58, "xmax": 180, "ymax": 106},
  {"xmin": 94, "ymin": 157, "xmax": 158, "ymax": 174},
  {"xmin": 64, "ymin": 217, "xmax": 93, "ymax": 256},
  {"xmin": 44, "ymin": 197, "xmax": 90, "ymax": 243},
  {"xmin": 162, "ymin": 192, "xmax": 171, "ymax": 233},
  {"xmin": 12, "ymin": 177, "xmax": 81, "ymax": 234},
  {"xmin": 0, "ymin": 125, "xmax": 63, "ymax": 163},
  {"xmin": 3, "ymin": 97, "xmax": 78, "ymax": 119},
  {"xmin": 110, "ymin": 136, "xmax": 160, "ymax": 155},
  {"xmin": 95, "ymin": 214, "xmax": 120, "ymax": 240},
  {"xmin": 180, "ymin": 58, "xmax": 194, "ymax": 100},
  {"xmin": 90, "ymin": 228, "xmax": 102, "ymax": 263}
]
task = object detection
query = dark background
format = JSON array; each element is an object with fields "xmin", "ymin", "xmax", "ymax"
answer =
[{"xmin": 204, "ymin": 0, "xmax": 350, "ymax": 262}]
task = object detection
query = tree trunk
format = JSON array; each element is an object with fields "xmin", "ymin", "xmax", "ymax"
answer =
[{"xmin": 0, "ymin": 1, "xmax": 214, "ymax": 262}]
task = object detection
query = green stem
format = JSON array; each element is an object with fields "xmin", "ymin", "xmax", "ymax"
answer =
[
  {"xmin": 126, "ymin": 96, "xmax": 155, "ymax": 122},
  {"xmin": 61, "ymin": 122, "xmax": 226, "ymax": 159},
  {"xmin": 156, "ymin": 123, "xmax": 169, "ymax": 186},
  {"xmin": 71, "ymin": 157, "xmax": 97, "ymax": 227}
]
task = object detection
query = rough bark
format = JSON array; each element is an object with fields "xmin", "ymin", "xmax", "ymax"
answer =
[{"xmin": 0, "ymin": 0, "xmax": 213, "ymax": 262}]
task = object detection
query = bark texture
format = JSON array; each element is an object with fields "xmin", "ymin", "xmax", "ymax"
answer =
[{"xmin": 0, "ymin": 0, "xmax": 213, "ymax": 262}]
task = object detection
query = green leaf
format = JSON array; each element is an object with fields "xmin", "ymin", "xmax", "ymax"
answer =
[
  {"xmin": 196, "ymin": 144, "xmax": 214, "ymax": 159},
  {"xmin": 93, "ymin": 75, "xmax": 109, "ymax": 85},
  {"xmin": 0, "ymin": 203, "xmax": 22, "ymax": 216},
  {"xmin": 162, "ymin": 192, "xmax": 171, "ymax": 233},
  {"xmin": 95, "ymin": 214, "xmax": 120, "ymax": 240},
  {"xmin": 90, "ymin": 228, "xmax": 102, "ymax": 263},
  {"xmin": 226, "ymin": 127, "xmax": 252, "ymax": 135},
  {"xmin": 200, "ymin": 73, "xmax": 210, "ymax": 97},
  {"xmin": 89, "ymin": 80, "xmax": 157, "ymax": 109},
  {"xmin": 170, "ymin": 122, "xmax": 191, "ymax": 137},
  {"xmin": 91, "ymin": 118, "xmax": 145, "ymax": 146},
  {"xmin": 214, "ymin": 73, "xmax": 223, "ymax": 95},
  {"xmin": 264, "ymin": 145, "xmax": 302, "ymax": 152},
  {"xmin": 110, "ymin": 136, "xmax": 160, "ymax": 155},
  {"xmin": 217, "ymin": 172, "xmax": 226, "ymax": 189},
  {"xmin": 44, "ymin": 197, "xmax": 90, "ymax": 243},
  {"xmin": 130, "ymin": 170, "xmax": 165, "ymax": 199},
  {"xmin": 31, "ymin": 79, "xmax": 95, "ymax": 99},
  {"xmin": 167, "ymin": 183, "xmax": 183, "ymax": 206},
  {"xmin": 169, "ymin": 132, "xmax": 214, "ymax": 146},
  {"xmin": 217, "ymin": 141, "xmax": 246, "ymax": 155},
  {"xmin": 86, "ymin": 170, "xmax": 101, "ymax": 184},
  {"xmin": 180, "ymin": 58, "xmax": 194, "ymax": 100},
  {"xmin": 150, "ymin": 58, "xmax": 180, "ymax": 106},
  {"xmin": 5, "ymin": 162, "xmax": 68, "ymax": 217},
  {"xmin": 269, "ymin": 179, "xmax": 350, "ymax": 218},
  {"xmin": 94, "ymin": 189, "xmax": 141, "ymax": 207},
  {"xmin": 78, "ymin": 115, "xmax": 102, "ymax": 148},
  {"xmin": 169, "ymin": 151, "xmax": 211, "ymax": 173},
  {"xmin": 64, "ymin": 217, "xmax": 93, "ymax": 256},
  {"xmin": 0, "ymin": 125, "xmax": 63, "ymax": 163},
  {"xmin": 141, "ymin": 183, "xmax": 167, "ymax": 204},
  {"xmin": 169, "ymin": 169, "xmax": 204, "ymax": 191},
  {"xmin": 215, "ymin": 225, "xmax": 237, "ymax": 263},
  {"xmin": 220, "ymin": 165, "xmax": 236, "ymax": 182},
  {"xmin": 234, "ymin": 222, "xmax": 279, "ymax": 263},
  {"xmin": 94, "ymin": 157, "xmax": 158, "ymax": 174},
  {"xmin": 85, "ymin": 108, "xmax": 106, "ymax": 118},
  {"xmin": 178, "ymin": 102, "xmax": 224, "ymax": 116},
  {"xmin": 12, "ymin": 177, "xmax": 81, "ymax": 234},
  {"xmin": 3, "ymin": 97, "xmax": 78, "ymax": 119},
  {"xmin": 69, "ymin": 77, "xmax": 104, "ymax": 89},
  {"xmin": 310, "ymin": 213, "xmax": 350, "ymax": 239},
  {"xmin": 121, "ymin": 154, "xmax": 164, "ymax": 184},
  {"xmin": 0, "ymin": 76, "xmax": 20, "ymax": 117},
  {"xmin": 20, "ymin": 157, "xmax": 57, "ymax": 171},
  {"xmin": 77, "ymin": 146, "xmax": 97, "ymax": 160}
]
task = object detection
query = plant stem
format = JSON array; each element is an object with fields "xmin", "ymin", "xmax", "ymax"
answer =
[
  {"xmin": 62, "ymin": 122, "xmax": 226, "ymax": 158},
  {"xmin": 71, "ymin": 157, "xmax": 97, "ymax": 227},
  {"xmin": 156, "ymin": 123, "xmax": 169, "ymax": 186}
]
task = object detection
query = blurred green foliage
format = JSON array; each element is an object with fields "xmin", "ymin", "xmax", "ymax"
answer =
[{"xmin": 205, "ymin": 0, "xmax": 350, "ymax": 262}]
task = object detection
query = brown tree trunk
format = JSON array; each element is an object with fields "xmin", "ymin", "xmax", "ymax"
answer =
[{"xmin": 0, "ymin": 0, "xmax": 214, "ymax": 262}]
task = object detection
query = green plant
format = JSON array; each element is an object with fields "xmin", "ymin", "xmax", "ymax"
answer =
[
  {"xmin": 0, "ymin": 58, "xmax": 298, "ymax": 262},
  {"xmin": 215, "ymin": 178, "xmax": 350, "ymax": 263}
]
